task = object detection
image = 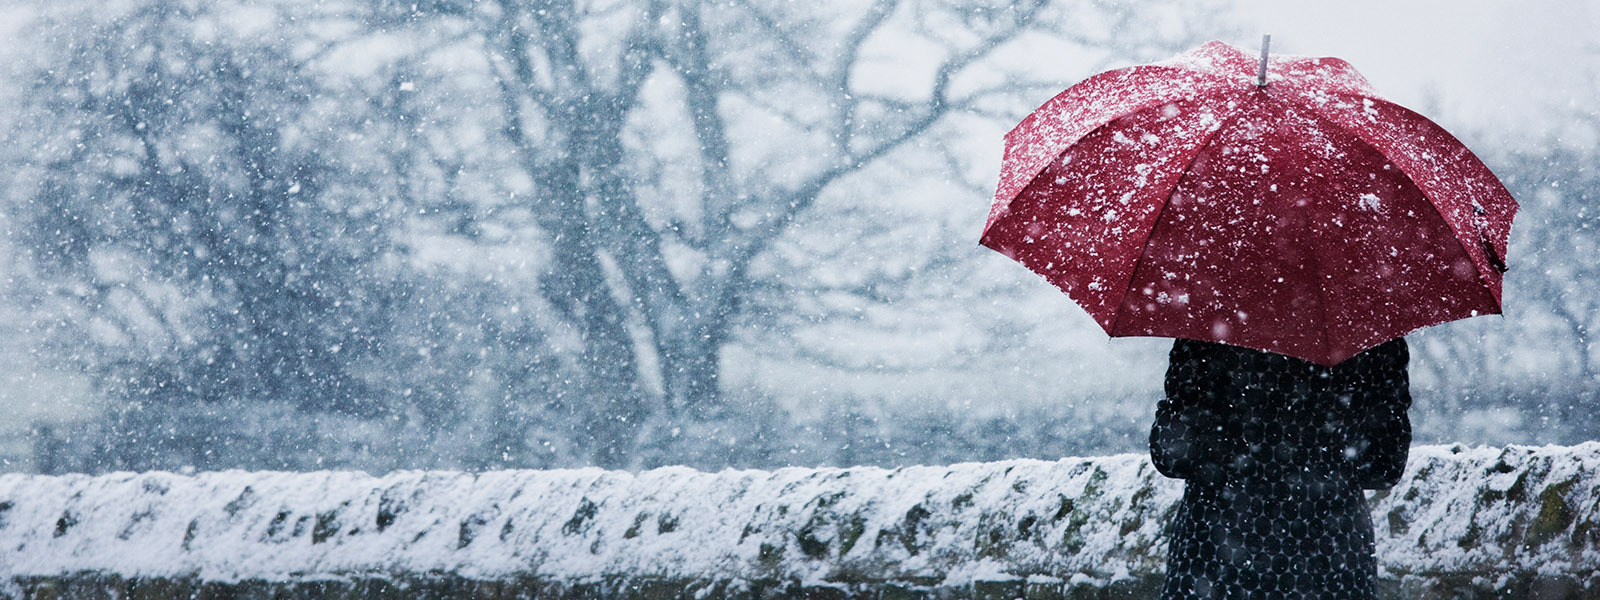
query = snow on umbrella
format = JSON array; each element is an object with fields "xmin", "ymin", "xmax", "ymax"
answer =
[{"xmin": 979, "ymin": 40, "xmax": 1516, "ymax": 366}]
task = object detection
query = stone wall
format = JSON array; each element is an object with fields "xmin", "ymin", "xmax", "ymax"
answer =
[{"xmin": 1, "ymin": 444, "xmax": 1596, "ymax": 599}]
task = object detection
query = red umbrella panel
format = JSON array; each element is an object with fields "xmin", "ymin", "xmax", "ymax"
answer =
[{"xmin": 979, "ymin": 41, "xmax": 1516, "ymax": 366}]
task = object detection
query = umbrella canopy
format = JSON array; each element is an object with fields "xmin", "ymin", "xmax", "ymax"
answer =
[{"xmin": 980, "ymin": 41, "xmax": 1516, "ymax": 365}]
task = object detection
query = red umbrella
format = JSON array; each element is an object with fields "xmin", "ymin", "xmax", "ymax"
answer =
[{"xmin": 979, "ymin": 40, "xmax": 1516, "ymax": 365}]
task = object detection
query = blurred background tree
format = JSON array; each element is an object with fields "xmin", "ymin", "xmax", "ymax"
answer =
[{"xmin": 6, "ymin": 1, "xmax": 415, "ymax": 471}]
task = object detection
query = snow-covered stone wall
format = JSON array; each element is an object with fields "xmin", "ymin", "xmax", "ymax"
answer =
[{"xmin": 1, "ymin": 444, "xmax": 1596, "ymax": 599}]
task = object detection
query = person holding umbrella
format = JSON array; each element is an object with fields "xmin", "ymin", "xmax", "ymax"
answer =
[
  {"xmin": 980, "ymin": 38, "xmax": 1515, "ymax": 599},
  {"xmin": 1150, "ymin": 337, "xmax": 1410, "ymax": 598}
]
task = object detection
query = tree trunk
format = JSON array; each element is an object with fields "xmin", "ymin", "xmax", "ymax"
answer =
[
  {"xmin": 536, "ymin": 147, "xmax": 647, "ymax": 469},
  {"xmin": 659, "ymin": 331, "xmax": 723, "ymax": 420}
]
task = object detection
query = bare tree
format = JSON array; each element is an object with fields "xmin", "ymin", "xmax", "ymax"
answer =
[
  {"xmin": 354, "ymin": 0, "xmax": 1230, "ymax": 467},
  {"xmin": 2, "ymin": 0, "xmax": 1238, "ymax": 471},
  {"xmin": 4, "ymin": 1, "xmax": 417, "ymax": 470}
]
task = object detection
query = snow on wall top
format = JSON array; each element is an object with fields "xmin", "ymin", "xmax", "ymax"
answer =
[{"xmin": 0, "ymin": 444, "xmax": 1595, "ymax": 585}]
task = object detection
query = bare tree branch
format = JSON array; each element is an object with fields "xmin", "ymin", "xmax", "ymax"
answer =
[
  {"xmin": 831, "ymin": 0, "xmax": 897, "ymax": 149},
  {"xmin": 728, "ymin": 0, "xmax": 812, "ymax": 66},
  {"xmin": 660, "ymin": 3, "xmax": 738, "ymax": 244},
  {"xmin": 695, "ymin": 0, "xmax": 1049, "ymax": 350}
]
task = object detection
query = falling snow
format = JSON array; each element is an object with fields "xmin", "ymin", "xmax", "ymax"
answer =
[{"xmin": 0, "ymin": 2, "xmax": 1591, "ymax": 593}]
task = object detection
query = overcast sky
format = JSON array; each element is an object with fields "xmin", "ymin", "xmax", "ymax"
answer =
[
  {"xmin": 4, "ymin": 1, "xmax": 1594, "ymax": 141},
  {"xmin": 1230, "ymin": 0, "xmax": 1600, "ymax": 144}
]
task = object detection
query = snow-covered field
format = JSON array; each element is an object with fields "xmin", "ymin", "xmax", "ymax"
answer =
[{"xmin": 0, "ymin": 444, "xmax": 1595, "ymax": 598}]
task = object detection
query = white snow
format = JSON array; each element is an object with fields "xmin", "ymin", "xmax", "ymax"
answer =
[
  {"xmin": 1359, "ymin": 192, "xmax": 1384, "ymax": 212},
  {"xmin": 0, "ymin": 444, "xmax": 1595, "ymax": 589}
]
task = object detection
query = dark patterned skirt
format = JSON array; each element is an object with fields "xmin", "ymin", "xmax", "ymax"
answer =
[{"xmin": 1160, "ymin": 481, "xmax": 1377, "ymax": 600}]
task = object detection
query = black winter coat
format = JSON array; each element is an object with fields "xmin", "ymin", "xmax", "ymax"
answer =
[{"xmin": 1150, "ymin": 338, "xmax": 1410, "ymax": 600}]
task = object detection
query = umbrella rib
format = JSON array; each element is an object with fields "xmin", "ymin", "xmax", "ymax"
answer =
[
  {"xmin": 1294, "ymin": 95, "xmax": 1505, "ymax": 312},
  {"xmin": 999, "ymin": 64, "xmax": 1196, "ymax": 141},
  {"xmin": 1301, "ymin": 107, "xmax": 1437, "ymax": 360},
  {"xmin": 990, "ymin": 68, "xmax": 1240, "ymax": 223},
  {"xmin": 1108, "ymin": 90, "xmax": 1259, "ymax": 336}
]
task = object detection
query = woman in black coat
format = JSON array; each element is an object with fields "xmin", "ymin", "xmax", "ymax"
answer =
[{"xmin": 1150, "ymin": 338, "xmax": 1411, "ymax": 600}]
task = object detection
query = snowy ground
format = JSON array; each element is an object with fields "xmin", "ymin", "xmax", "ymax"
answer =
[{"xmin": 0, "ymin": 444, "xmax": 1595, "ymax": 597}]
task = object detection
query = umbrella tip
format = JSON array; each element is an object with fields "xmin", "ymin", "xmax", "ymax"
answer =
[{"xmin": 1257, "ymin": 34, "xmax": 1271, "ymax": 87}]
